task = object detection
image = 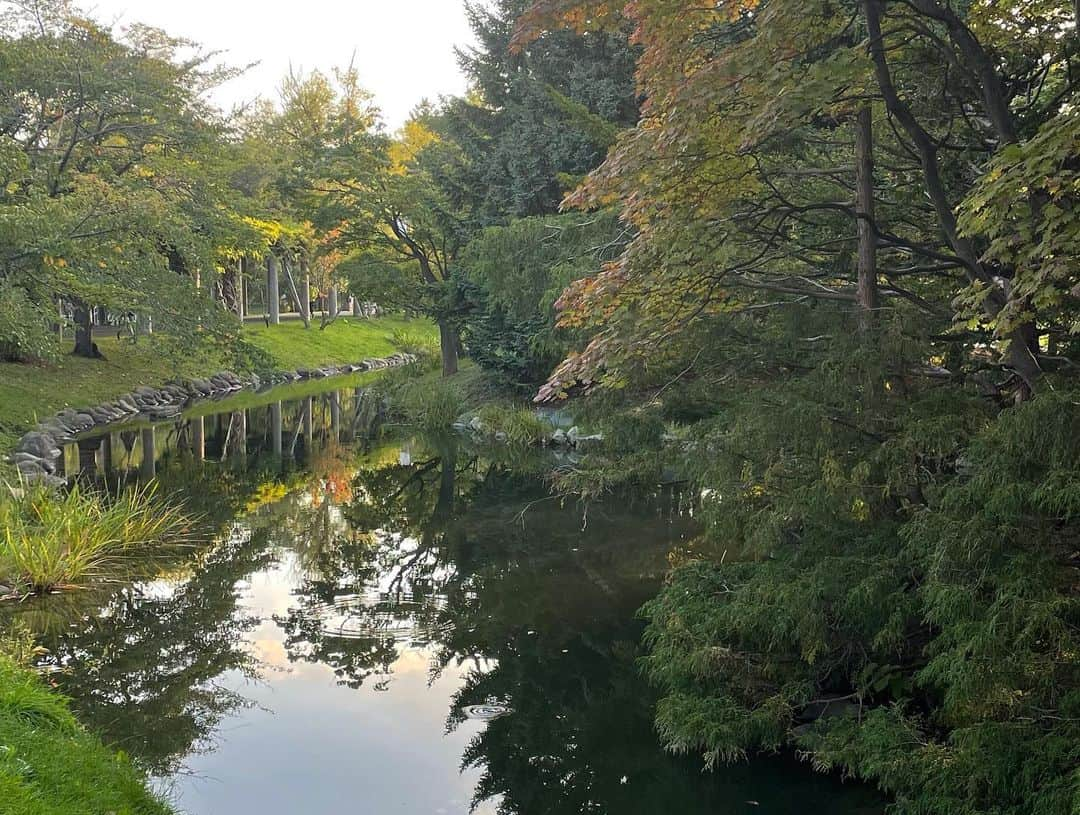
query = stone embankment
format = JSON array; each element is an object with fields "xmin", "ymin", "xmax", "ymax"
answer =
[{"xmin": 10, "ymin": 353, "xmax": 417, "ymax": 485}]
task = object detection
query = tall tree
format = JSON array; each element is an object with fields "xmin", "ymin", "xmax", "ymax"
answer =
[{"xmin": 0, "ymin": 1, "xmax": 243, "ymax": 359}]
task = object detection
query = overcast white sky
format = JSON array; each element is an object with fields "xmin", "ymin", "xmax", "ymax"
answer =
[{"xmin": 86, "ymin": 0, "xmax": 477, "ymax": 129}]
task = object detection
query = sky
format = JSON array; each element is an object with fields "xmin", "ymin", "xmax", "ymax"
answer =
[{"xmin": 86, "ymin": 0, "xmax": 478, "ymax": 130}]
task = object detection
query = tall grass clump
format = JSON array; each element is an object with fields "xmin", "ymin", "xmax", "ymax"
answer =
[
  {"xmin": 398, "ymin": 376, "xmax": 465, "ymax": 430},
  {"xmin": 390, "ymin": 327, "xmax": 441, "ymax": 362},
  {"xmin": 0, "ymin": 483, "xmax": 193, "ymax": 593},
  {"xmin": 477, "ymin": 405, "xmax": 550, "ymax": 446}
]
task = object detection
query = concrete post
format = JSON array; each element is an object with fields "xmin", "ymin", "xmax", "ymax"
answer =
[
  {"xmin": 240, "ymin": 257, "xmax": 250, "ymax": 318},
  {"xmin": 301, "ymin": 269, "xmax": 311, "ymax": 324}
]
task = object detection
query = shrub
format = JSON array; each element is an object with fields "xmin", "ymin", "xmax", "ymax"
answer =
[{"xmin": 390, "ymin": 327, "xmax": 441, "ymax": 363}]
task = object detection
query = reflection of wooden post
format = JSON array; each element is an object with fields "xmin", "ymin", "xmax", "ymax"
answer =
[
  {"xmin": 100, "ymin": 433, "xmax": 113, "ymax": 474},
  {"xmin": 266, "ymin": 254, "xmax": 280, "ymax": 325},
  {"xmin": 271, "ymin": 402, "xmax": 283, "ymax": 456},
  {"xmin": 304, "ymin": 397, "xmax": 314, "ymax": 451},
  {"xmin": 140, "ymin": 427, "xmax": 156, "ymax": 480},
  {"xmin": 192, "ymin": 416, "xmax": 205, "ymax": 462},
  {"xmin": 77, "ymin": 438, "xmax": 98, "ymax": 475},
  {"xmin": 329, "ymin": 392, "xmax": 341, "ymax": 440},
  {"xmin": 233, "ymin": 411, "xmax": 247, "ymax": 465}
]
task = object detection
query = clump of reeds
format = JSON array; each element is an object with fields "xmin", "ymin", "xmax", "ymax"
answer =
[{"xmin": 0, "ymin": 482, "xmax": 193, "ymax": 593}]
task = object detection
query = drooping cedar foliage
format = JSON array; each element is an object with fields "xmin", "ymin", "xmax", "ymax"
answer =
[{"xmin": 512, "ymin": 2, "xmax": 1080, "ymax": 813}]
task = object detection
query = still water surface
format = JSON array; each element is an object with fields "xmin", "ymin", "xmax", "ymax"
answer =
[{"xmin": 10, "ymin": 378, "xmax": 883, "ymax": 814}]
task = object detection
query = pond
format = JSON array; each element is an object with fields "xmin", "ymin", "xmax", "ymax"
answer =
[{"xmin": 6, "ymin": 377, "xmax": 884, "ymax": 814}]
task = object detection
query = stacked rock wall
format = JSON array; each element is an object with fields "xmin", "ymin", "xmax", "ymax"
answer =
[{"xmin": 9, "ymin": 353, "xmax": 417, "ymax": 486}]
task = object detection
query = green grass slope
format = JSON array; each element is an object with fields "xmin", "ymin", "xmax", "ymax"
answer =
[
  {"xmin": 0, "ymin": 316, "xmax": 435, "ymax": 452},
  {"xmin": 0, "ymin": 655, "xmax": 172, "ymax": 815}
]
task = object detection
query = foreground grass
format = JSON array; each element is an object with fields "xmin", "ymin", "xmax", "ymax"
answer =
[
  {"xmin": 0, "ymin": 654, "xmax": 172, "ymax": 815},
  {"xmin": 0, "ymin": 316, "xmax": 435, "ymax": 452}
]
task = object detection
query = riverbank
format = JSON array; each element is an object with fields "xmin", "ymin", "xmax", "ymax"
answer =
[
  {"xmin": 0, "ymin": 652, "xmax": 172, "ymax": 815},
  {"xmin": 0, "ymin": 316, "xmax": 434, "ymax": 814},
  {"xmin": 0, "ymin": 317, "xmax": 433, "ymax": 455}
]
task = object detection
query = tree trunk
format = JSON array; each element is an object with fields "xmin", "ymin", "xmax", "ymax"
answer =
[
  {"xmin": 72, "ymin": 300, "xmax": 95, "ymax": 357},
  {"xmin": 300, "ymin": 257, "xmax": 312, "ymax": 326},
  {"xmin": 438, "ymin": 319, "xmax": 459, "ymax": 377},
  {"xmin": 266, "ymin": 254, "xmax": 280, "ymax": 325},
  {"xmin": 240, "ymin": 256, "xmax": 250, "ymax": 318},
  {"xmin": 281, "ymin": 255, "xmax": 311, "ymax": 329},
  {"xmin": 862, "ymin": 0, "xmax": 1041, "ymax": 397},
  {"xmin": 328, "ymin": 286, "xmax": 339, "ymax": 319},
  {"xmin": 855, "ymin": 105, "xmax": 878, "ymax": 326},
  {"xmin": 222, "ymin": 260, "xmax": 242, "ymax": 317}
]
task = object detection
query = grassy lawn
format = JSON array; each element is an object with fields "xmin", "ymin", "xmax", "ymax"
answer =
[
  {"xmin": 0, "ymin": 654, "xmax": 172, "ymax": 815},
  {"xmin": 0, "ymin": 316, "xmax": 435, "ymax": 453},
  {"xmin": 240, "ymin": 314, "xmax": 425, "ymax": 369}
]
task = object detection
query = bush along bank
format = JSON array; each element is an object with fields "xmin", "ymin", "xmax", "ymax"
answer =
[{"xmin": 8, "ymin": 353, "xmax": 417, "ymax": 486}]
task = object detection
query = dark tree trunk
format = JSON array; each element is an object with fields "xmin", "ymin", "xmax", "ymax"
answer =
[
  {"xmin": 72, "ymin": 300, "xmax": 95, "ymax": 357},
  {"xmin": 438, "ymin": 319, "xmax": 459, "ymax": 377},
  {"xmin": 222, "ymin": 260, "xmax": 242, "ymax": 316},
  {"xmin": 855, "ymin": 105, "xmax": 878, "ymax": 326},
  {"xmin": 862, "ymin": 0, "xmax": 1041, "ymax": 397}
]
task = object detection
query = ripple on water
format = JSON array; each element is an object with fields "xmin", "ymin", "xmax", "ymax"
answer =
[
  {"xmin": 462, "ymin": 704, "xmax": 511, "ymax": 721},
  {"xmin": 302, "ymin": 590, "xmax": 450, "ymax": 643}
]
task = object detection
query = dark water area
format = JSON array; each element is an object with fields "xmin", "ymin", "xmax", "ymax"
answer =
[{"xmin": 6, "ymin": 378, "xmax": 883, "ymax": 815}]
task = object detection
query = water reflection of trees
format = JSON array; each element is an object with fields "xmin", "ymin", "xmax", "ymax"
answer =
[
  {"xmin": 275, "ymin": 436, "xmax": 879, "ymax": 814},
  {"xmin": 18, "ymin": 402, "xmax": 364, "ymax": 777},
  {"xmin": 22, "ymin": 402, "xmax": 881, "ymax": 811},
  {"xmin": 276, "ymin": 435, "xmax": 771, "ymax": 813},
  {"xmin": 275, "ymin": 435, "xmax": 477, "ymax": 689},
  {"xmin": 32, "ymin": 527, "xmax": 272, "ymax": 776}
]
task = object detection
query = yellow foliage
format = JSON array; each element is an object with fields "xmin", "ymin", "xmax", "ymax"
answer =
[{"xmin": 388, "ymin": 119, "xmax": 439, "ymax": 174}]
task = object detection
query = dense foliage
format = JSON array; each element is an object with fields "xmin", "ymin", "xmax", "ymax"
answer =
[
  {"xmin": 459, "ymin": 211, "xmax": 628, "ymax": 382},
  {"xmin": 515, "ymin": 1, "xmax": 1080, "ymax": 813},
  {"xmin": 2, "ymin": 0, "xmax": 1078, "ymax": 812}
]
